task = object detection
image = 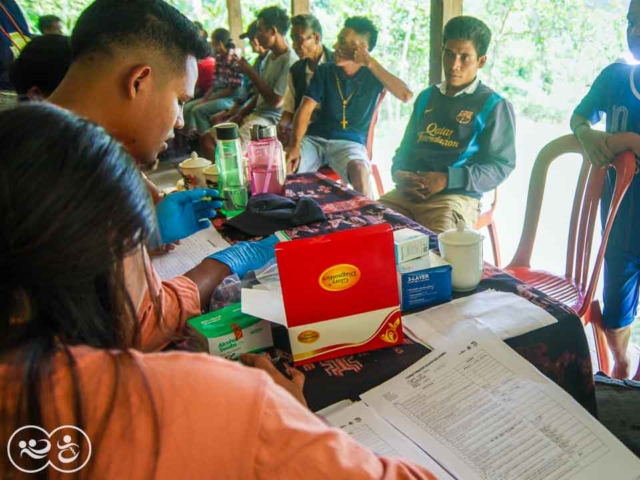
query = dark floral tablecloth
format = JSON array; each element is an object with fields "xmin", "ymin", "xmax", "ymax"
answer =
[{"xmin": 218, "ymin": 173, "xmax": 597, "ymax": 416}]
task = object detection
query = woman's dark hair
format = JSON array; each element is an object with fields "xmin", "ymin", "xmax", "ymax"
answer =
[
  {"xmin": 344, "ymin": 16, "xmax": 379, "ymax": 52},
  {"xmin": 71, "ymin": 0, "xmax": 210, "ymax": 70},
  {"xmin": 0, "ymin": 104, "xmax": 160, "ymax": 478},
  {"xmin": 257, "ymin": 5, "xmax": 291, "ymax": 36},
  {"xmin": 443, "ymin": 16, "xmax": 492, "ymax": 57},
  {"xmin": 9, "ymin": 35, "xmax": 72, "ymax": 96},
  {"xmin": 212, "ymin": 27, "xmax": 235, "ymax": 50}
]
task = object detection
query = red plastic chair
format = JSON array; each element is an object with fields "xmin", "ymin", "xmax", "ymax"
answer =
[
  {"xmin": 319, "ymin": 90, "xmax": 387, "ymax": 196},
  {"xmin": 505, "ymin": 134, "xmax": 636, "ymax": 374},
  {"xmin": 475, "ymin": 189, "xmax": 501, "ymax": 267}
]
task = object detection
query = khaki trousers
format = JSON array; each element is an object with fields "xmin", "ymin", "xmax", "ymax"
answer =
[{"xmin": 379, "ymin": 189, "xmax": 480, "ymax": 234}]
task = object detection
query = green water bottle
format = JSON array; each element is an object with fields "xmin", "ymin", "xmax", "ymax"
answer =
[{"xmin": 214, "ymin": 123, "xmax": 248, "ymax": 218}]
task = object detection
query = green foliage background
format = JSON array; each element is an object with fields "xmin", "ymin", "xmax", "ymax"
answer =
[{"xmin": 18, "ymin": 0, "xmax": 629, "ymax": 123}]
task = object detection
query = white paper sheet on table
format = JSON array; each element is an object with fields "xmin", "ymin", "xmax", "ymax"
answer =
[
  {"xmin": 322, "ymin": 401, "xmax": 455, "ymax": 479},
  {"xmin": 361, "ymin": 326, "xmax": 640, "ymax": 480},
  {"xmin": 402, "ymin": 290, "xmax": 558, "ymax": 348},
  {"xmin": 151, "ymin": 227, "xmax": 230, "ymax": 279}
]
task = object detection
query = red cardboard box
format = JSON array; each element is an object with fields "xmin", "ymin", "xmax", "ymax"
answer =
[{"xmin": 242, "ymin": 224, "xmax": 403, "ymax": 364}]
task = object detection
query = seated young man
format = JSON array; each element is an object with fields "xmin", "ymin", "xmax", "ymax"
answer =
[
  {"xmin": 277, "ymin": 13, "xmax": 333, "ymax": 145},
  {"xmin": 211, "ymin": 6, "xmax": 297, "ymax": 151},
  {"xmin": 184, "ymin": 28, "xmax": 244, "ymax": 134},
  {"xmin": 379, "ymin": 16, "xmax": 516, "ymax": 234},
  {"xmin": 198, "ymin": 20, "xmax": 270, "ymax": 161},
  {"xmin": 570, "ymin": 0, "xmax": 640, "ymax": 380},
  {"xmin": 286, "ymin": 16, "xmax": 413, "ymax": 198}
]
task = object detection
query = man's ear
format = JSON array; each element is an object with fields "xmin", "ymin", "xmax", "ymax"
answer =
[
  {"xmin": 478, "ymin": 55, "xmax": 487, "ymax": 69},
  {"xmin": 26, "ymin": 86, "xmax": 44, "ymax": 101},
  {"xmin": 313, "ymin": 32, "xmax": 321, "ymax": 44},
  {"xmin": 124, "ymin": 65, "xmax": 152, "ymax": 99}
]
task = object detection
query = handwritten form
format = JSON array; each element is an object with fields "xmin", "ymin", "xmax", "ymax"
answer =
[
  {"xmin": 152, "ymin": 227, "xmax": 230, "ymax": 279},
  {"xmin": 362, "ymin": 329, "xmax": 640, "ymax": 480},
  {"xmin": 322, "ymin": 401, "xmax": 455, "ymax": 479}
]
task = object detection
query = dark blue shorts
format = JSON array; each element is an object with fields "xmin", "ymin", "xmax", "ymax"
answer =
[{"xmin": 603, "ymin": 247, "xmax": 640, "ymax": 329}]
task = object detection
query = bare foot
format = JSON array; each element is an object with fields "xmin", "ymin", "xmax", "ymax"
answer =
[{"xmin": 611, "ymin": 359, "xmax": 631, "ymax": 379}]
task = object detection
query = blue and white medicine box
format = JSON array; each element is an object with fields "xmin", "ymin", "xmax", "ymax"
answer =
[
  {"xmin": 397, "ymin": 251, "xmax": 452, "ymax": 312},
  {"xmin": 393, "ymin": 228, "xmax": 429, "ymax": 264}
]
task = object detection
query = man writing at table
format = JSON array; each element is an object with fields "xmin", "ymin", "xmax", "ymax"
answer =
[
  {"xmin": 286, "ymin": 16, "xmax": 413, "ymax": 198},
  {"xmin": 48, "ymin": 0, "xmax": 278, "ymax": 351},
  {"xmin": 379, "ymin": 16, "xmax": 516, "ymax": 234}
]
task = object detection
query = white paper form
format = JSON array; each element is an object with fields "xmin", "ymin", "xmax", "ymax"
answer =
[
  {"xmin": 402, "ymin": 291, "xmax": 558, "ymax": 348},
  {"xmin": 152, "ymin": 227, "xmax": 230, "ymax": 279},
  {"xmin": 323, "ymin": 401, "xmax": 455, "ymax": 480},
  {"xmin": 362, "ymin": 329, "xmax": 640, "ymax": 480}
]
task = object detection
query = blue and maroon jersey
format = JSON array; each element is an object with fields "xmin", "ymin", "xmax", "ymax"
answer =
[{"xmin": 575, "ymin": 62, "xmax": 640, "ymax": 256}]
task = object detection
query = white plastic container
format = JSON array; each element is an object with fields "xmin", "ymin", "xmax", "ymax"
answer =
[{"xmin": 438, "ymin": 220, "xmax": 484, "ymax": 292}]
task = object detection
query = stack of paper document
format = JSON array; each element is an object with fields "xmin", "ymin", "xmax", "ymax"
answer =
[
  {"xmin": 402, "ymin": 290, "xmax": 558, "ymax": 349},
  {"xmin": 321, "ymin": 326, "xmax": 640, "ymax": 479}
]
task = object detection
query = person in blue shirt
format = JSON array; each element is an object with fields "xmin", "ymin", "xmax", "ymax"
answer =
[
  {"xmin": 571, "ymin": 0, "xmax": 640, "ymax": 381},
  {"xmin": 286, "ymin": 16, "xmax": 413, "ymax": 198},
  {"xmin": 379, "ymin": 16, "xmax": 516, "ymax": 234}
]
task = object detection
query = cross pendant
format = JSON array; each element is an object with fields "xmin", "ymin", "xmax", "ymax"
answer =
[{"xmin": 341, "ymin": 106, "xmax": 348, "ymax": 129}]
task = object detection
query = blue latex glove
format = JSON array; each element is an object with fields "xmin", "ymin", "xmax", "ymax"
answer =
[
  {"xmin": 156, "ymin": 189, "xmax": 222, "ymax": 245},
  {"xmin": 208, "ymin": 235, "xmax": 279, "ymax": 279}
]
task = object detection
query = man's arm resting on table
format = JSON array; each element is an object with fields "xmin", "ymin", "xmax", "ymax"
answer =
[
  {"xmin": 183, "ymin": 259, "xmax": 232, "ymax": 311},
  {"xmin": 286, "ymin": 96, "xmax": 317, "ymax": 173}
]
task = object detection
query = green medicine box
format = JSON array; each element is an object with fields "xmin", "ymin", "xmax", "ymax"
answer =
[{"xmin": 187, "ymin": 303, "xmax": 273, "ymax": 359}]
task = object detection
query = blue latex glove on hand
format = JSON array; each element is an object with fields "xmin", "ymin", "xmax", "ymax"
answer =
[
  {"xmin": 208, "ymin": 235, "xmax": 279, "ymax": 279},
  {"xmin": 156, "ymin": 189, "xmax": 222, "ymax": 245}
]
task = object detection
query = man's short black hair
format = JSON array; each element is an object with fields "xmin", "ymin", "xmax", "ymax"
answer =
[
  {"xmin": 9, "ymin": 35, "xmax": 72, "ymax": 95},
  {"xmin": 257, "ymin": 6, "xmax": 291, "ymax": 36},
  {"xmin": 443, "ymin": 16, "xmax": 492, "ymax": 57},
  {"xmin": 291, "ymin": 14, "xmax": 322, "ymax": 39},
  {"xmin": 38, "ymin": 15, "xmax": 61, "ymax": 34},
  {"xmin": 344, "ymin": 16, "xmax": 378, "ymax": 52},
  {"xmin": 71, "ymin": 0, "xmax": 210, "ymax": 69}
]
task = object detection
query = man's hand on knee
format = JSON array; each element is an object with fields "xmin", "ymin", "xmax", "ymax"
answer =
[
  {"xmin": 396, "ymin": 171, "xmax": 448, "ymax": 202},
  {"xmin": 416, "ymin": 172, "xmax": 448, "ymax": 196}
]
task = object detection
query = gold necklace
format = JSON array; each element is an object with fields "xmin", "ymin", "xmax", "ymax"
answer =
[{"xmin": 334, "ymin": 72, "xmax": 358, "ymax": 129}]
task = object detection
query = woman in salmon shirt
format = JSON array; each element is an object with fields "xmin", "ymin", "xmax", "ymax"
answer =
[{"xmin": 0, "ymin": 104, "xmax": 436, "ymax": 479}]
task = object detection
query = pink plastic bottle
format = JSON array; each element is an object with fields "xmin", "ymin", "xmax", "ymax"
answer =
[{"xmin": 247, "ymin": 125, "xmax": 286, "ymax": 196}]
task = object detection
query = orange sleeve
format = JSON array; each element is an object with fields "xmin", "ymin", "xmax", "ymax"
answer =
[
  {"xmin": 254, "ymin": 377, "xmax": 437, "ymax": 479},
  {"xmin": 124, "ymin": 248, "xmax": 201, "ymax": 352}
]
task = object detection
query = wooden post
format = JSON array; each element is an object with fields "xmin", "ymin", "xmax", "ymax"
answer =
[
  {"xmin": 291, "ymin": 0, "xmax": 310, "ymax": 15},
  {"xmin": 429, "ymin": 0, "xmax": 463, "ymax": 85},
  {"xmin": 226, "ymin": 0, "xmax": 244, "ymax": 46}
]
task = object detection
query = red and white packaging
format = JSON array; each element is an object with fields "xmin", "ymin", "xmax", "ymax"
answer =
[{"xmin": 241, "ymin": 224, "xmax": 403, "ymax": 364}]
